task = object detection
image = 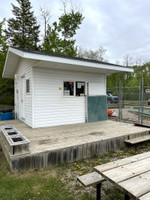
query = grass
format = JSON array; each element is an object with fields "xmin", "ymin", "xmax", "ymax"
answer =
[
  {"xmin": 0, "ymin": 143, "xmax": 150, "ymax": 200},
  {"xmin": 0, "ymin": 148, "xmax": 74, "ymax": 200},
  {"xmin": 0, "ymin": 174, "xmax": 72, "ymax": 200}
]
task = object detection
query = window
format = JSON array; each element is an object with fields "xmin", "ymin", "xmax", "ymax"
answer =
[
  {"xmin": 76, "ymin": 82, "xmax": 85, "ymax": 96},
  {"xmin": 64, "ymin": 81, "xmax": 74, "ymax": 96},
  {"xmin": 26, "ymin": 79, "xmax": 30, "ymax": 93}
]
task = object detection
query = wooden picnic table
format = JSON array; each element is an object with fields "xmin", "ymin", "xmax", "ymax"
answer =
[{"xmin": 94, "ymin": 151, "xmax": 150, "ymax": 200}]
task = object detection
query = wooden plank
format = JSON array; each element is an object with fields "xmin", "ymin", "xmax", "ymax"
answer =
[
  {"xmin": 95, "ymin": 152, "xmax": 150, "ymax": 199},
  {"xmin": 101, "ymin": 157, "xmax": 150, "ymax": 183},
  {"xmin": 77, "ymin": 172, "xmax": 105, "ymax": 187},
  {"xmin": 94, "ymin": 151, "xmax": 150, "ymax": 173},
  {"xmin": 134, "ymin": 122, "xmax": 150, "ymax": 128},
  {"xmin": 124, "ymin": 135, "xmax": 150, "ymax": 144},
  {"xmin": 118, "ymin": 171, "xmax": 150, "ymax": 198},
  {"xmin": 139, "ymin": 192, "xmax": 150, "ymax": 200}
]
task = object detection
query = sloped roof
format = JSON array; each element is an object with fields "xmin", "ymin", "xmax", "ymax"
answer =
[{"xmin": 3, "ymin": 46, "xmax": 133, "ymax": 78}]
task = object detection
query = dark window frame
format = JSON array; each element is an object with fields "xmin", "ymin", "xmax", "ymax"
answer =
[
  {"xmin": 26, "ymin": 79, "xmax": 30, "ymax": 93},
  {"xmin": 76, "ymin": 81, "xmax": 85, "ymax": 96},
  {"xmin": 63, "ymin": 81, "xmax": 74, "ymax": 96}
]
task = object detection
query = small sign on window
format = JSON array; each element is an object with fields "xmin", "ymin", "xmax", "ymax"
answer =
[
  {"xmin": 145, "ymin": 89, "xmax": 150, "ymax": 93},
  {"xmin": 76, "ymin": 82, "xmax": 85, "ymax": 96},
  {"xmin": 64, "ymin": 82, "xmax": 74, "ymax": 96}
]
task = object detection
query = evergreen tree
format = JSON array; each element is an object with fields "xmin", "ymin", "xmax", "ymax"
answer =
[
  {"xmin": 0, "ymin": 19, "xmax": 8, "ymax": 76},
  {"xmin": 0, "ymin": 19, "xmax": 14, "ymax": 105},
  {"xmin": 5, "ymin": 0, "xmax": 40, "ymax": 50}
]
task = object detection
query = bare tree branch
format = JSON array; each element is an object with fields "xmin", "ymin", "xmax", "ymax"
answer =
[{"xmin": 40, "ymin": 7, "xmax": 52, "ymax": 40}]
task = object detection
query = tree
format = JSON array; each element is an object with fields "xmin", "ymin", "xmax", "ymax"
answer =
[
  {"xmin": 0, "ymin": 19, "xmax": 14, "ymax": 105},
  {"xmin": 133, "ymin": 62, "xmax": 150, "ymax": 86},
  {"xmin": 77, "ymin": 46, "xmax": 107, "ymax": 61},
  {"xmin": 120, "ymin": 54, "xmax": 134, "ymax": 86},
  {"xmin": 0, "ymin": 19, "xmax": 8, "ymax": 76},
  {"xmin": 42, "ymin": 6, "xmax": 84, "ymax": 56},
  {"xmin": 107, "ymin": 54, "xmax": 136, "ymax": 88},
  {"xmin": 59, "ymin": 10, "xmax": 83, "ymax": 40},
  {"xmin": 40, "ymin": 7, "xmax": 51, "ymax": 40},
  {"xmin": 5, "ymin": 0, "xmax": 40, "ymax": 50}
]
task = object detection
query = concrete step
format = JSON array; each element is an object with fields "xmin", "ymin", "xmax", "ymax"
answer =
[{"xmin": 125, "ymin": 135, "xmax": 150, "ymax": 145}]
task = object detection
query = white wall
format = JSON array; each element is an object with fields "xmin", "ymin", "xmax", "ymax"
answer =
[
  {"xmin": 15, "ymin": 59, "xmax": 34, "ymax": 127},
  {"xmin": 33, "ymin": 67, "xmax": 106, "ymax": 128},
  {"xmin": 89, "ymin": 82, "xmax": 105, "ymax": 95}
]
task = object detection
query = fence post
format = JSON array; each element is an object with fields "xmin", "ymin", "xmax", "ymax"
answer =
[
  {"xmin": 141, "ymin": 78, "xmax": 144, "ymax": 124},
  {"xmin": 138, "ymin": 80, "xmax": 141, "ymax": 123},
  {"xmin": 119, "ymin": 80, "xmax": 122, "ymax": 121}
]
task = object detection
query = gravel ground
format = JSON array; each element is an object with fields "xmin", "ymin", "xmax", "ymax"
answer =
[{"xmin": 109, "ymin": 107, "xmax": 150, "ymax": 125}]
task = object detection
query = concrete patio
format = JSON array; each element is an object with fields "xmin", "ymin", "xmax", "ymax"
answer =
[{"xmin": 0, "ymin": 120, "xmax": 150, "ymax": 172}]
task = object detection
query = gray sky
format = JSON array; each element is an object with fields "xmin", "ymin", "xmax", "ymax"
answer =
[{"xmin": 0, "ymin": 0, "xmax": 150, "ymax": 64}]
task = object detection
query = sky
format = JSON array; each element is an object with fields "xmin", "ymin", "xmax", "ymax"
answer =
[{"xmin": 0, "ymin": 0, "xmax": 150, "ymax": 64}]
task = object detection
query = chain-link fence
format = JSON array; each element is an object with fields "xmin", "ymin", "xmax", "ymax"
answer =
[{"xmin": 107, "ymin": 79, "xmax": 150, "ymax": 125}]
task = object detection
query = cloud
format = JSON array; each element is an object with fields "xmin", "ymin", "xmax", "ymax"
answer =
[
  {"xmin": 1, "ymin": 0, "xmax": 150, "ymax": 63},
  {"xmin": 81, "ymin": 0, "xmax": 150, "ymax": 62},
  {"xmin": 0, "ymin": 0, "xmax": 15, "ymax": 20}
]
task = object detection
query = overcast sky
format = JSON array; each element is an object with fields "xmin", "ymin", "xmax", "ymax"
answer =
[{"xmin": 0, "ymin": 0, "xmax": 150, "ymax": 64}]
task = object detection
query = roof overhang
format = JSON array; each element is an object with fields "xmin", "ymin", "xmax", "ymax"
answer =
[{"xmin": 3, "ymin": 47, "xmax": 133, "ymax": 78}]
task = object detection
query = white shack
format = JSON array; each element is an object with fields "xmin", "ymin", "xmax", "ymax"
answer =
[{"xmin": 3, "ymin": 47, "xmax": 133, "ymax": 128}]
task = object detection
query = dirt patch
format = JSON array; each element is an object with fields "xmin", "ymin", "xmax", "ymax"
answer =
[{"xmin": 89, "ymin": 132, "xmax": 104, "ymax": 136}]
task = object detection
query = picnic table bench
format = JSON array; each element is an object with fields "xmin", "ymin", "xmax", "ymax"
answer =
[
  {"xmin": 77, "ymin": 172, "xmax": 105, "ymax": 200},
  {"xmin": 94, "ymin": 151, "xmax": 150, "ymax": 200}
]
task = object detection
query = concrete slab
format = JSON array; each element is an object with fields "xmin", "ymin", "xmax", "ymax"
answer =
[{"xmin": 0, "ymin": 120, "xmax": 150, "ymax": 172}]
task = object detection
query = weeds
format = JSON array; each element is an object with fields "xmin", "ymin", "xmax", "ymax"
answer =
[{"xmin": 0, "ymin": 143, "xmax": 150, "ymax": 199}]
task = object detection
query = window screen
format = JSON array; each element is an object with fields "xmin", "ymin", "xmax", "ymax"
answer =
[
  {"xmin": 76, "ymin": 82, "xmax": 85, "ymax": 96},
  {"xmin": 26, "ymin": 79, "xmax": 30, "ymax": 93},
  {"xmin": 64, "ymin": 82, "xmax": 74, "ymax": 96}
]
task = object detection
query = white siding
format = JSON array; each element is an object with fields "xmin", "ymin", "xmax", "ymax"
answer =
[
  {"xmin": 89, "ymin": 82, "xmax": 105, "ymax": 95},
  {"xmin": 33, "ymin": 67, "xmax": 106, "ymax": 128},
  {"xmin": 15, "ymin": 59, "xmax": 34, "ymax": 127}
]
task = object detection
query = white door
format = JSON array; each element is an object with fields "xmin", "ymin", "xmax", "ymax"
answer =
[{"xmin": 20, "ymin": 77, "xmax": 25, "ymax": 119}]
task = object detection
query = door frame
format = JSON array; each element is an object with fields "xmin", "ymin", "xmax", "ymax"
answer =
[
  {"xmin": 20, "ymin": 76, "xmax": 25, "ymax": 119},
  {"xmin": 85, "ymin": 82, "xmax": 89, "ymax": 123}
]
